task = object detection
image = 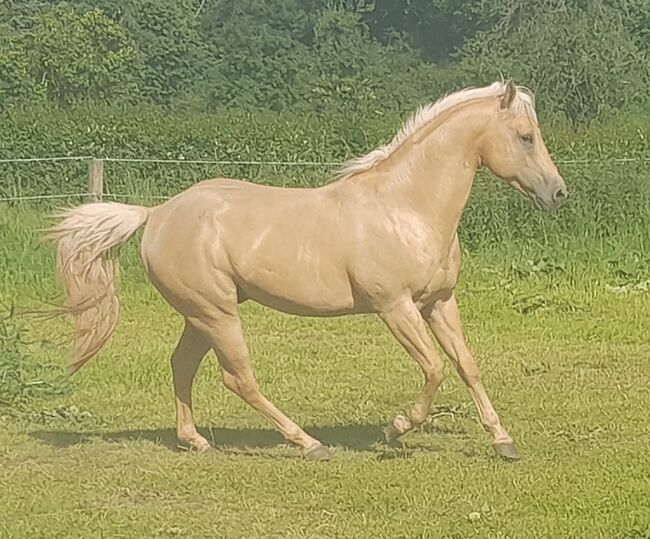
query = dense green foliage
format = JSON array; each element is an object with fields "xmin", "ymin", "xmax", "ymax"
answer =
[
  {"xmin": 1, "ymin": 0, "xmax": 649, "ymax": 123},
  {"xmin": 458, "ymin": 0, "xmax": 650, "ymax": 124},
  {"xmin": 1, "ymin": 104, "xmax": 648, "ymax": 255}
]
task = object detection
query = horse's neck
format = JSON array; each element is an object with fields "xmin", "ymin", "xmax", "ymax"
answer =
[{"xmin": 383, "ymin": 103, "xmax": 490, "ymax": 237}]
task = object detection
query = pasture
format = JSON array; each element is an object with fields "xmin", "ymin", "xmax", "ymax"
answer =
[{"xmin": 1, "ymin": 156, "xmax": 649, "ymax": 538}]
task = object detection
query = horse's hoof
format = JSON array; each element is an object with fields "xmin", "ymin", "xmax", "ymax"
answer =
[
  {"xmin": 493, "ymin": 442, "xmax": 520, "ymax": 461},
  {"xmin": 177, "ymin": 442, "xmax": 214, "ymax": 454},
  {"xmin": 384, "ymin": 415, "xmax": 410, "ymax": 446},
  {"xmin": 304, "ymin": 444, "xmax": 331, "ymax": 461},
  {"xmin": 384, "ymin": 424, "xmax": 403, "ymax": 447}
]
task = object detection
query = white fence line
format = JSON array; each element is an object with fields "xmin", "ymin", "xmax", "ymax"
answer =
[
  {"xmin": 0, "ymin": 193, "xmax": 169, "ymax": 203},
  {"xmin": 0, "ymin": 154, "xmax": 648, "ymax": 203},
  {"xmin": 0, "ymin": 156, "xmax": 339, "ymax": 166},
  {"xmin": 102, "ymin": 157, "xmax": 341, "ymax": 166},
  {"xmin": 0, "ymin": 156, "xmax": 93, "ymax": 163},
  {"xmin": 0, "ymin": 155, "xmax": 648, "ymax": 166},
  {"xmin": 0, "ymin": 193, "xmax": 94, "ymax": 202},
  {"xmin": 99, "ymin": 156, "xmax": 648, "ymax": 165}
]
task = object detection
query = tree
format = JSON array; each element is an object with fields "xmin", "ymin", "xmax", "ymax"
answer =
[
  {"xmin": 0, "ymin": 33, "xmax": 45, "ymax": 107},
  {"xmin": 456, "ymin": 0, "xmax": 650, "ymax": 125},
  {"xmin": 305, "ymin": 6, "xmax": 446, "ymax": 113},
  {"xmin": 199, "ymin": 0, "xmax": 314, "ymax": 111},
  {"xmin": 112, "ymin": 0, "xmax": 210, "ymax": 103},
  {"xmin": 364, "ymin": 0, "xmax": 472, "ymax": 63},
  {"xmin": 199, "ymin": 1, "xmax": 448, "ymax": 113},
  {"xmin": 27, "ymin": 5, "xmax": 137, "ymax": 103}
]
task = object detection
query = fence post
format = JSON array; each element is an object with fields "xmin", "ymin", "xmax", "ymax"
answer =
[{"xmin": 87, "ymin": 158, "xmax": 104, "ymax": 202}]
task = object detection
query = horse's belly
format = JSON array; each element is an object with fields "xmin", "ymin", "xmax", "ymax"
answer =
[
  {"xmin": 237, "ymin": 269, "xmax": 357, "ymax": 316},
  {"xmin": 232, "ymin": 242, "xmax": 358, "ymax": 316}
]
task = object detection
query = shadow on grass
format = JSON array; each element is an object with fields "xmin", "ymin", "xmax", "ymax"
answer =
[
  {"xmin": 28, "ymin": 422, "xmax": 482, "ymax": 459},
  {"xmin": 29, "ymin": 423, "xmax": 407, "ymax": 454}
]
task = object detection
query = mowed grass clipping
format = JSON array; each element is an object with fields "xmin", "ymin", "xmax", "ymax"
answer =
[{"xmin": 1, "ymin": 201, "xmax": 649, "ymax": 538}]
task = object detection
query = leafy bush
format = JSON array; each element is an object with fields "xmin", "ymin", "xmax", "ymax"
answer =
[
  {"xmin": 0, "ymin": 5, "xmax": 138, "ymax": 105},
  {"xmin": 0, "ymin": 104, "xmax": 648, "ymax": 253},
  {"xmin": 456, "ymin": 0, "xmax": 650, "ymax": 125},
  {"xmin": 0, "ymin": 33, "xmax": 46, "ymax": 108},
  {"xmin": 198, "ymin": 1, "xmax": 447, "ymax": 113},
  {"xmin": 2, "ymin": 1, "xmax": 648, "ymax": 122},
  {"xmin": 109, "ymin": 0, "xmax": 209, "ymax": 103},
  {"xmin": 30, "ymin": 5, "xmax": 137, "ymax": 104}
]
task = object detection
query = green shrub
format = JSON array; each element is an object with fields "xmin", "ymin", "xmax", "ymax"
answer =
[
  {"xmin": 1, "ymin": 1, "xmax": 650, "ymax": 121},
  {"xmin": 0, "ymin": 104, "xmax": 648, "ymax": 253},
  {"xmin": 456, "ymin": 0, "xmax": 650, "ymax": 125},
  {"xmin": 0, "ymin": 5, "xmax": 138, "ymax": 106}
]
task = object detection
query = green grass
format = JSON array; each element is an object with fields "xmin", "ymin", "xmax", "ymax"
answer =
[{"xmin": 1, "ymin": 203, "xmax": 649, "ymax": 538}]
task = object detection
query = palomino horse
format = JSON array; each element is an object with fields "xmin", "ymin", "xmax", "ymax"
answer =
[{"xmin": 47, "ymin": 81, "xmax": 567, "ymax": 461}]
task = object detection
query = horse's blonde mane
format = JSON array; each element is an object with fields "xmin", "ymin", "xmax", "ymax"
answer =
[{"xmin": 336, "ymin": 81, "xmax": 536, "ymax": 180}]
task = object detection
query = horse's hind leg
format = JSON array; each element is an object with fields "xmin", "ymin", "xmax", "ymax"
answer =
[
  {"xmin": 193, "ymin": 308, "xmax": 330, "ymax": 460},
  {"xmin": 171, "ymin": 320, "xmax": 212, "ymax": 452}
]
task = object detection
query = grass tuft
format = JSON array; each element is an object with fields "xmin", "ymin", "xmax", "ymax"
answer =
[{"xmin": 0, "ymin": 311, "xmax": 71, "ymax": 409}]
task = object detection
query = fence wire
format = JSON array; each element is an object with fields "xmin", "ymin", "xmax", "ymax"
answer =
[
  {"xmin": 0, "ymin": 154, "xmax": 648, "ymax": 203},
  {"xmin": 0, "ymin": 156, "xmax": 93, "ymax": 164},
  {"xmin": 0, "ymin": 155, "xmax": 648, "ymax": 166},
  {"xmin": 0, "ymin": 193, "xmax": 94, "ymax": 202},
  {"xmin": 102, "ymin": 157, "xmax": 340, "ymax": 166}
]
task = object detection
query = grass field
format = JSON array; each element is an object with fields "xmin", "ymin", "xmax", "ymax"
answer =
[{"xmin": 1, "ymin": 197, "xmax": 649, "ymax": 538}]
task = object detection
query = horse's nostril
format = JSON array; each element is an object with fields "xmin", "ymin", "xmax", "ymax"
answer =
[{"xmin": 553, "ymin": 188, "xmax": 568, "ymax": 202}]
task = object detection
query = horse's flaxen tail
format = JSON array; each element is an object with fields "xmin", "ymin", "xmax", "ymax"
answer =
[{"xmin": 44, "ymin": 202, "xmax": 152, "ymax": 373}]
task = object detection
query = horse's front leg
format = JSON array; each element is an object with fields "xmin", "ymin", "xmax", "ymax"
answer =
[
  {"xmin": 422, "ymin": 293, "xmax": 518, "ymax": 460},
  {"xmin": 379, "ymin": 298, "xmax": 445, "ymax": 444}
]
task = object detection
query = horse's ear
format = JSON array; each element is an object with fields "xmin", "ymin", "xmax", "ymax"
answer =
[{"xmin": 500, "ymin": 80, "xmax": 517, "ymax": 109}]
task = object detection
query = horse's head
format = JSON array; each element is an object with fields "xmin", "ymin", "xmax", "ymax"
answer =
[{"xmin": 479, "ymin": 81, "xmax": 568, "ymax": 212}]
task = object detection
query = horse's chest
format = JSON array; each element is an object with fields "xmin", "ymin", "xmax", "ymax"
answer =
[{"xmin": 409, "ymin": 243, "xmax": 461, "ymax": 305}]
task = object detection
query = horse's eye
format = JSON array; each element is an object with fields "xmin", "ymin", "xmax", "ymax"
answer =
[{"xmin": 520, "ymin": 133, "xmax": 534, "ymax": 145}]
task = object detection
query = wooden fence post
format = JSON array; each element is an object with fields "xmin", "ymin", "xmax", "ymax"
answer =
[{"xmin": 87, "ymin": 158, "xmax": 104, "ymax": 202}]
